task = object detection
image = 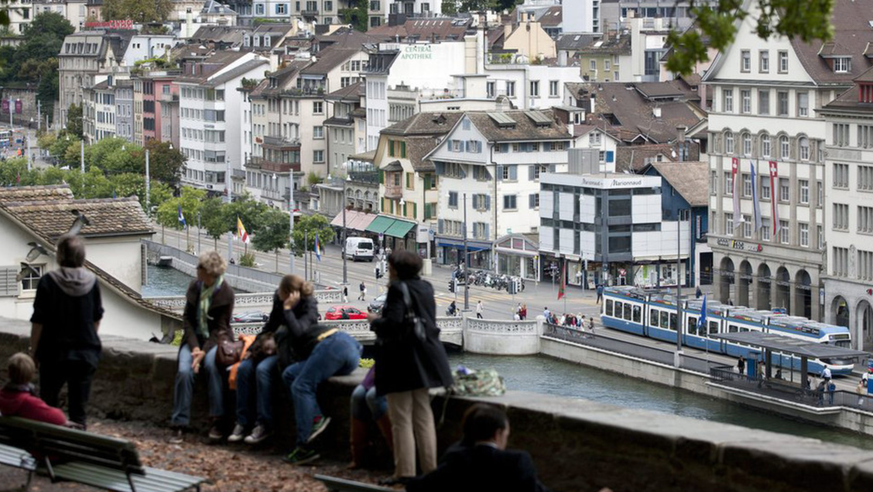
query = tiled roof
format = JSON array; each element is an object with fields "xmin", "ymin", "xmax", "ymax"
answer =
[
  {"xmin": 646, "ymin": 161, "xmax": 709, "ymax": 207},
  {"xmin": 300, "ymin": 47, "xmax": 360, "ymax": 75},
  {"xmin": 382, "ymin": 112, "xmax": 463, "ymax": 136},
  {"xmin": 615, "ymin": 143, "xmax": 701, "ymax": 173},
  {"xmin": 538, "ymin": 6, "xmax": 562, "ymax": 27},
  {"xmin": 557, "ymin": 33, "xmax": 600, "ymax": 51},
  {"xmin": 0, "ymin": 185, "xmax": 73, "ymax": 204},
  {"xmin": 366, "ymin": 18, "xmax": 471, "ymax": 43},
  {"xmin": 407, "ymin": 137, "xmax": 443, "ymax": 172},
  {"xmin": 2, "ymin": 196, "xmax": 152, "ymax": 239},
  {"xmin": 466, "ymin": 109, "xmax": 570, "ymax": 142},
  {"xmin": 325, "ymin": 80, "xmax": 363, "ymax": 101}
]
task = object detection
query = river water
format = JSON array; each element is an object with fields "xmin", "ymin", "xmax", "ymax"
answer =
[{"xmin": 143, "ymin": 265, "xmax": 873, "ymax": 450}]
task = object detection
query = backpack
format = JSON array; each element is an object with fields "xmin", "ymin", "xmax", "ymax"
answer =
[{"xmin": 450, "ymin": 368, "xmax": 506, "ymax": 397}]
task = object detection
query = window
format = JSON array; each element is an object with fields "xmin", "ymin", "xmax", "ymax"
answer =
[
  {"xmin": 549, "ymin": 80, "xmax": 559, "ymax": 97},
  {"xmin": 779, "ymin": 220, "xmax": 789, "ymax": 244},
  {"xmin": 762, "ymin": 218, "xmax": 771, "ymax": 240},
  {"xmin": 741, "ymin": 50, "xmax": 751, "ymax": 72},
  {"xmin": 859, "ymin": 125, "xmax": 873, "ymax": 148},
  {"xmin": 723, "ymin": 89, "xmax": 733, "ymax": 113},
  {"xmin": 711, "ymin": 170, "xmax": 717, "ymax": 196},
  {"xmin": 779, "ymin": 178, "xmax": 789, "ymax": 202},
  {"xmin": 833, "ymin": 247, "xmax": 849, "ymax": 276},
  {"xmin": 255, "ymin": 3, "xmax": 265, "ymax": 14},
  {"xmin": 780, "ymin": 135, "xmax": 790, "ymax": 159},
  {"xmin": 761, "ymin": 134, "xmax": 771, "ymax": 158},
  {"xmin": 502, "ymin": 165, "xmax": 518, "ymax": 180},
  {"xmin": 724, "ymin": 171, "xmax": 733, "ymax": 195},
  {"xmin": 743, "ymin": 215, "xmax": 752, "ymax": 238},
  {"xmin": 834, "ymin": 203, "xmax": 849, "ymax": 230},
  {"xmin": 725, "ymin": 132, "xmax": 734, "ymax": 154},
  {"xmin": 276, "ymin": 3, "xmax": 287, "ymax": 13},
  {"xmin": 860, "ymin": 250, "xmax": 873, "ymax": 281},
  {"xmin": 742, "ymin": 133, "xmax": 751, "ymax": 156},
  {"xmin": 834, "ymin": 57, "xmax": 851, "ymax": 73},
  {"xmin": 834, "ymin": 123, "xmax": 850, "ymax": 147},
  {"xmin": 818, "ymin": 225, "xmax": 824, "ymax": 249},
  {"xmin": 743, "ymin": 173, "xmax": 752, "ymax": 197},
  {"xmin": 486, "ymin": 82, "xmax": 495, "ymax": 98},
  {"xmin": 759, "ymin": 50, "xmax": 769, "ymax": 72},
  {"xmin": 313, "ymin": 126, "xmax": 323, "ymax": 139},
  {"xmin": 590, "ymin": 59, "xmax": 597, "ymax": 71},
  {"xmin": 313, "ymin": 150, "xmax": 324, "ymax": 163},
  {"xmin": 448, "ymin": 191, "xmax": 458, "ymax": 208},
  {"xmin": 758, "ymin": 89, "xmax": 770, "ymax": 115},
  {"xmin": 860, "ymin": 165, "xmax": 873, "ymax": 191},
  {"xmin": 817, "ymin": 181, "xmax": 823, "ymax": 207},
  {"xmin": 20, "ymin": 264, "xmax": 43, "ymax": 291},
  {"xmin": 778, "ymin": 50, "xmax": 788, "ymax": 73},
  {"xmin": 741, "ymin": 90, "xmax": 751, "ymax": 113},
  {"xmin": 506, "ymin": 81, "xmax": 515, "ymax": 97},
  {"xmin": 777, "ymin": 91, "xmax": 789, "ymax": 116},
  {"xmin": 530, "ymin": 80, "xmax": 539, "ymax": 97},
  {"xmin": 725, "ymin": 213, "xmax": 734, "ymax": 234},
  {"xmin": 503, "ymin": 195, "xmax": 517, "ymax": 210},
  {"xmin": 799, "ymin": 179, "xmax": 809, "ymax": 204},
  {"xmin": 797, "ymin": 92, "xmax": 809, "ymax": 117},
  {"xmin": 856, "ymin": 206, "xmax": 873, "ymax": 236},
  {"xmin": 834, "ymin": 163, "xmax": 849, "ymax": 188},
  {"xmin": 313, "ymin": 102, "xmax": 323, "ymax": 114},
  {"xmin": 529, "ymin": 193, "xmax": 540, "ymax": 208},
  {"xmin": 799, "ymin": 137, "xmax": 809, "ymax": 161}
]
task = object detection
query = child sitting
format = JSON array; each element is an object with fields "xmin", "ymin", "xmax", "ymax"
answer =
[{"xmin": 0, "ymin": 353, "xmax": 67, "ymax": 425}]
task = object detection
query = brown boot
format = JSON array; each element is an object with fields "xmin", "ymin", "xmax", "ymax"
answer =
[
  {"xmin": 376, "ymin": 414, "xmax": 394, "ymax": 453},
  {"xmin": 348, "ymin": 418, "xmax": 368, "ymax": 469}
]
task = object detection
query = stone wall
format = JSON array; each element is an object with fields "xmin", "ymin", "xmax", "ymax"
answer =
[{"xmin": 3, "ymin": 319, "xmax": 873, "ymax": 492}]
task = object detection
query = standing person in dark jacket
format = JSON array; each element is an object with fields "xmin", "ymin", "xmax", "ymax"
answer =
[
  {"xmin": 30, "ymin": 234, "xmax": 103, "ymax": 429},
  {"xmin": 170, "ymin": 251, "xmax": 235, "ymax": 442},
  {"xmin": 368, "ymin": 250, "xmax": 453, "ymax": 486},
  {"xmin": 406, "ymin": 404, "xmax": 554, "ymax": 492},
  {"xmin": 279, "ymin": 274, "xmax": 362, "ymax": 466}
]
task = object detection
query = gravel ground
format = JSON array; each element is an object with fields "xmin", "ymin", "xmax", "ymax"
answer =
[{"xmin": 0, "ymin": 418, "xmax": 396, "ymax": 492}]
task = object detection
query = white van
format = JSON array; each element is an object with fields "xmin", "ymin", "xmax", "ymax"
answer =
[{"xmin": 345, "ymin": 237, "xmax": 375, "ymax": 262}]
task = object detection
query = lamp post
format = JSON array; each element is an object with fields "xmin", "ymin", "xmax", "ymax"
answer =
[
  {"xmin": 80, "ymin": 139, "xmax": 84, "ymax": 173},
  {"xmin": 197, "ymin": 211, "xmax": 201, "ymax": 254},
  {"xmin": 674, "ymin": 209, "xmax": 685, "ymax": 368},
  {"xmin": 289, "ymin": 171, "xmax": 295, "ymax": 275},
  {"xmin": 341, "ymin": 174, "xmax": 350, "ymax": 286},
  {"xmin": 463, "ymin": 193, "xmax": 469, "ymax": 311},
  {"xmin": 145, "ymin": 148, "xmax": 150, "ymax": 217}
]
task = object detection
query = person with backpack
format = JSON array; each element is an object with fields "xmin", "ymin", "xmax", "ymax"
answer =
[
  {"xmin": 359, "ymin": 281, "xmax": 367, "ymax": 301},
  {"xmin": 368, "ymin": 250, "xmax": 453, "ymax": 487}
]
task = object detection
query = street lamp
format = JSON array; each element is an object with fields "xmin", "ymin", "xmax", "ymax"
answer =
[
  {"xmin": 446, "ymin": 190, "xmax": 469, "ymax": 310},
  {"xmin": 342, "ymin": 174, "xmax": 351, "ymax": 286}
]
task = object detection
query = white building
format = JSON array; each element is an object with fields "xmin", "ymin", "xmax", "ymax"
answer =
[
  {"xmin": 122, "ymin": 34, "xmax": 176, "ymax": 66},
  {"xmin": 819, "ymin": 69, "xmax": 873, "ymax": 350},
  {"xmin": 703, "ymin": 0, "xmax": 873, "ymax": 322},
  {"xmin": 483, "ymin": 63, "xmax": 582, "ymax": 111},
  {"xmin": 427, "ymin": 109, "xmax": 571, "ymax": 268},
  {"xmin": 91, "ymin": 79, "xmax": 117, "ymax": 141},
  {"xmin": 562, "ymin": 0, "xmax": 598, "ymax": 34},
  {"xmin": 177, "ymin": 51, "xmax": 269, "ymax": 194}
]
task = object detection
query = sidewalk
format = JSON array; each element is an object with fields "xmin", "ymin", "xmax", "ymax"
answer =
[{"xmin": 0, "ymin": 418, "xmax": 393, "ymax": 492}]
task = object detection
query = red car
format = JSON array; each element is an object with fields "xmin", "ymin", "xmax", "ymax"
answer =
[{"xmin": 324, "ymin": 305, "xmax": 368, "ymax": 320}]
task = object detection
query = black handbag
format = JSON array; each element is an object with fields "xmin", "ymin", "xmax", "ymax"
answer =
[{"xmin": 396, "ymin": 281, "xmax": 427, "ymax": 343}]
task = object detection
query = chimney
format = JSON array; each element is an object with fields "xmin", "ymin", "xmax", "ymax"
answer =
[{"xmin": 676, "ymin": 125, "xmax": 687, "ymax": 143}]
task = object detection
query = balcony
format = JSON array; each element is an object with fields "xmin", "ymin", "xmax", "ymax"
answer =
[
  {"xmin": 349, "ymin": 171, "xmax": 379, "ymax": 184},
  {"xmin": 262, "ymin": 135, "xmax": 300, "ymax": 150},
  {"xmin": 282, "ymin": 87, "xmax": 325, "ymax": 97},
  {"xmin": 246, "ymin": 156, "xmax": 301, "ymax": 173},
  {"xmin": 301, "ymin": 9, "xmax": 318, "ymax": 16},
  {"xmin": 384, "ymin": 183, "xmax": 402, "ymax": 199},
  {"xmin": 159, "ymin": 92, "xmax": 178, "ymax": 103}
]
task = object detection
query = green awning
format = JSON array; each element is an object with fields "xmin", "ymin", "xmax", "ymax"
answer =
[
  {"xmin": 366, "ymin": 216, "xmax": 395, "ymax": 234},
  {"xmin": 384, "ymin": 219, "xmax": 416, "ymax": 238}
]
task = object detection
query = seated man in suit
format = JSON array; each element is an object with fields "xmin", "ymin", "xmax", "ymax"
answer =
[{"xmin": 406, "ymin": 403, "xmax": 553, "ymax": 492}]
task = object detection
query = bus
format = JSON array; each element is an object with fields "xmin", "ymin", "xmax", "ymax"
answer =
[{"xmin": 0, "ymin": 130, "xmax": 10, "ymax": 148}]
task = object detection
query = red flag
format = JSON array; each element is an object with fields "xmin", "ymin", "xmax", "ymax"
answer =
[
  {"xmin": 769, "ymin": 161, "xmax": 780, "ymax": 236},
  {"xmin": 557, "ymin": 261, "xmax": 566, "ymax": 300}
]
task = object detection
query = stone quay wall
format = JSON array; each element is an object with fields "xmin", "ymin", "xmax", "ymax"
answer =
[{"xmin": 2, "ymin": 319, "xmax": 873, "ymax": 492}]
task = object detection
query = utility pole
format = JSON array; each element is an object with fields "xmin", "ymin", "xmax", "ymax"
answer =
[
  {"xmin": 144, "ymin": 149, "xmax": 150, "ymax": 216},
  {"xmin": 342, "ymin": 184, "xmax": 348, "ymax": 285},
  {"xmin": 674, "ymin": 210, "xmax": 684, "ymax": 368},
  {"xmin": 289, "ymin": 173, "xmax": 295, "ymax": 275},
  {"xmin": 463, "ymin": 192, "xmax": 469, "ymax": 311}
]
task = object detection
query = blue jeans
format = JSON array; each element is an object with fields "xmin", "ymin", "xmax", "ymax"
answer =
[
  {"xmin": 351, "ymin": 384, "xmax": 387, "ymax": 421},
  {"xmin": 282, "ymin": 332, "xmax": 361, "ymax": 446},
  {"xmin": 171, "ymin": 344, "xmax": 223, "ymax": 427},
  {"xmin": 235, "ymin": 355, "xmax": 279, "ymax": 427}
]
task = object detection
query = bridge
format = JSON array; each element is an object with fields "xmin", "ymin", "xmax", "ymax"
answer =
[{"xmin": 144, "ymin": 291, "xmax": 343, "ymax": 313}]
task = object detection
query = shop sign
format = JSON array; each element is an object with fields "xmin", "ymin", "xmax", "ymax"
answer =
[
  {"xmin": 716, "ymin": 238, "xmax": 763, "ymax": 252},
  {"xmin": 400, "ymin": 45, "xmax": 433, "ymax": 60}
]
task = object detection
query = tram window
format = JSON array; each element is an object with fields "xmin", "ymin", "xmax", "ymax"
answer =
[
  {"xmin": 669, "ymin": 313, "xmax": 677, "ymax": 331},
  {"xmin": 651, "ymin": 310, "xmax": 659, "ymax": 327},
  {"xmin": 687, "ymin": 316, "xmax": 697, "ymax": 335},
  {"xmin": 623, "ymin": 304, "xmax": 632, "ymax": 320},
  {"xmin": 740, "ymin": 327, "xmax": 749, "ymax": 333},
  {"xmin": 614, "ymin": 302, "xmax": 623, "ymax": 317},
  {"xmin": 605, "ymin": 300, "xmax": 613, "ymax": 316},
  {"xmin": 709, "ymin": 321, "xmax": 718, "ymax": 336},
  {"xmin": 729, "ymin": 324, "xmax": 739, "ymax": 333},
  {"xmin": 660, "ymin": 311, "xmax": 669, "ymax": 329},
  {"xmin": 632, "ymin": 306, "xmax": 641, "ymax": 323}
]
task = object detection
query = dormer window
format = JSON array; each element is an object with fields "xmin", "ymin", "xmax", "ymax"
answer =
[
  {"xmin": 860, "ymin": 83, "xmax": 873, "ymax": 104},
  {"xmin": 269, "ymin": 77, "xmax": 277, "ymax": 88},
  {"xmin": 834, "ymin": 57, "xmax": 851, "ymax": 73}
]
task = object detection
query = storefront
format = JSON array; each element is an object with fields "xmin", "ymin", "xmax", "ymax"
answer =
[
  {"xmin": 435, "ymin": 236, "xmax": 492, "ymax": 269},
  {"xmin": 494, "ymin": 234, "xmax": 539, "ymax": 280},
  {"xmin": 329, "ymin": 209, "xmax": 378, "ymax": 244},
  {"xmin": 365, "ymin": 215, "xmax": 417, "ymax": 253}
]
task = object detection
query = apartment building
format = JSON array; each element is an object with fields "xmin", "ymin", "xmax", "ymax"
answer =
[
  {"xmin": 115, "ymin": 79, "xmax": 134, "ymax": 142},
  {"xmin": 703, "ymin": 0, "xmax": 873, "ymax": 321},
  {"xmin": 428, "ymin": 109, "xmax": 571, "ymax": 268},
  {"xmin": 820, "ymin": 69, "xmax": 873, "ymax": 350}
]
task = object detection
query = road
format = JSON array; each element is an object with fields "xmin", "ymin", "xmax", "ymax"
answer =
[{"xmin": 155, "ymin": 225, "xmax": 596, "ymax": 321}]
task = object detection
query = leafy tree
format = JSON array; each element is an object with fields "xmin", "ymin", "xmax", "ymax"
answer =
[
  {"xmin": 339, "ymin": 0, "xmax": 368, "ymax": 32},
  {"xmin": 142, "ymin": 140, "xmax": 185, "ymax": 186},
  {"xmin": 148, "ymin": 181, "xmax": 173, "ymax": 213},
  {"xmin": 665, "ymin": 0, "xmax": 834, "ymax": 75},
  {"xmin": 101, "ymin": 0, "xmax": 173, "ymax": 23},
  {"xmin": 291, "ymin": 214, "xmax": 335, "ymax": 256},
  {"xmin": 199, "ymin": 197, "xmax": 229, "ymax": 250},
  {"xmin": 66, "ymin": 104, "xmax": 83, "ymax": 138},
  {"xmin": 224, "ymin": 196, "xmax": 269, "ymax": 239},
  {"xmin": 252, "ymin": 207, "xmax": 290, "ymax": 272},
  {"xmin": 155, "ymin": 187, "xmax": 206, "ymax": 249}
]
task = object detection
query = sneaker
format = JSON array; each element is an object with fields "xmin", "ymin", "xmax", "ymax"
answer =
[
  {"xmin": 227, "ymin": 423, "xmax": 246, "ymax": 443},
  {"xmin": 307, "ymin": 415, "xmax": 331, "ymax": 444},
  {"xmin": 244, "ymin": 424, "xmax": 273, "ymax": 445},
  {"xmin": 169, "ymin": 429, "xmax": 185, "ymax": 445},
  {"xmin": 208, "ymin": 425, "xmax": 224, "ymax": 443},
  {"xmin": 283, "ymin": 446, "xmax": 320, "ymax": 466}
]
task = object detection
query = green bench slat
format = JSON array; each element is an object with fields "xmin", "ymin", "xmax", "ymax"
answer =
[
  {"xmin": 314, "ymin": 474, "xmax": 397, "ymax": 492},
  {"xmin": 0, "ymin": 443, "xmax": 35, "ymax": 471},
  {"xmin": 53, "ymin": 462, "xmax": 204, "ymax": 492}
]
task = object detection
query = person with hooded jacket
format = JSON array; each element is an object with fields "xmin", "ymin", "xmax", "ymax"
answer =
[
  {"xmin": 30, "ymin": 234, "xmax": 103, "ymax": 428},
  {"xmin": 368, "ymin": 250, "xmax": 453, "ymax": 486}
]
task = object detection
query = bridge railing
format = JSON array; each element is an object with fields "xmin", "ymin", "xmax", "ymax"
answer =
[
  {"xmin": 145, "ymin": 289, "xmax": 343, "ymax": 310},
  {"xmin": 230, "ymin": 316, "xmax": 464, "ymax": 346}
]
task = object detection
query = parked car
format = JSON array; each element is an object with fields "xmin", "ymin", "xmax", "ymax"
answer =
[
  {"xmin": 324, "ymin": 305, "xmax": 368, "ymax": 320},
  {"xmin": 368, "ymin": 293, "xmax": 387, "ymax": 314},
  {"xmin": 232, "ymin": 311, "xmax": 269, "ymax": 323}
]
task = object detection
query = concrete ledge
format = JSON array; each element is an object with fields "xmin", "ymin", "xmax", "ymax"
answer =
[{"xmin": 3, "ymin": 321, "xmax": 873, "ymax": 491}]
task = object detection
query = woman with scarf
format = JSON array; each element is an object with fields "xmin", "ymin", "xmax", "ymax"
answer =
[{"xmin": 170, "ymin": 251, "xmax": 235, "ymax": 442}]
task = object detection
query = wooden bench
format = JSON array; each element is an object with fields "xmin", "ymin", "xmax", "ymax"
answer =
[
  {"xmin": 0, "ymin": 416, "xmax": 205, "ymax": 492},
  {"xmin": 314, "ymin": 474, "xmax": 397, "ymax": 492}
]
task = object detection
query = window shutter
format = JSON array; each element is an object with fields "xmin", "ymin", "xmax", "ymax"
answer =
[
  {"xmin": 0, "ymin": 266, "xmax": 20, "ymax": 297},
  {"xmin": 485, "ymin": 195, "xmax": 491, "ymax": 211},
  {"xmin": 378, "ymin": 170, "xmax": 384, "ymax": 184},
  {"xmin": 413, "ymin": 203, "xmax": 417, "ymax": 218},
  {"xmin": 401, "ymin": 141, "xmax": 407, "ymax": 158},
  {"xmin": 438, "ymin": 219, "xmax": 444, "ymax": 233},
  {"xmin": 484, "ymin": 223, "xmax": 490, "ymax": 239},
  {"xmin": 434, "ymin": 162, "xmax": 445, "ymax": 175},
  {"xmin": 529, "ymin": 194, "xmax": 536, "ymax": 208},
  {"xmin": 509, "ymin": 165, "xmax": 517, "ymax": 180},
  {"xmin": 549, "ymin": 164, "xmax": 556, "ymax": 172},
  {"xmin": 388, "ymin": 140, "xmax": 395, "ymax": 157},
  {"xmin": 472, "ymin": 194, "xmax": 479, "ymax": 209},
  {"xmin": 528, "ymin": 165, "xmax": 535, "ymax": 180},
  {"xmin": 497, "ymin": 165, "xmax": 503, "ymax": 180},
  {"xmin": 606, "ymin": 151, "xmax": 614, "ymax": 162}
]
